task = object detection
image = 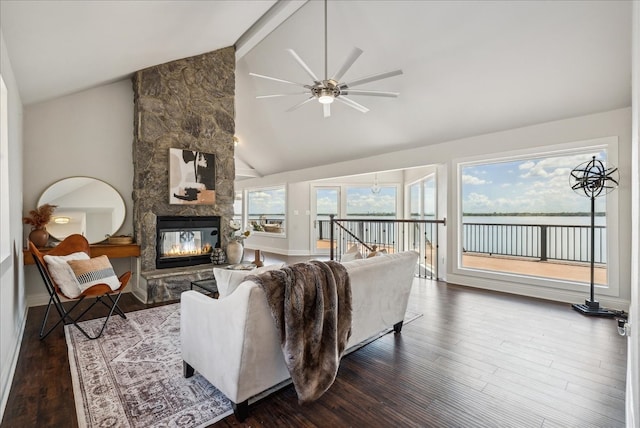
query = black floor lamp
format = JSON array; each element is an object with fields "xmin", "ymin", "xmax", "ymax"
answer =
[{"xmin": 569, "ymin": 156, "xmax": 618, "ymax": 317}]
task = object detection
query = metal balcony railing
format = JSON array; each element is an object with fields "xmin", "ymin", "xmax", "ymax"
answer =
[
  {"xmin": 462, "ymin": 222, "xmax": 607, "ymax": 264},
  {"xmin": 327, "ymin": 215, "xmax": 446, "ymax": 279}
]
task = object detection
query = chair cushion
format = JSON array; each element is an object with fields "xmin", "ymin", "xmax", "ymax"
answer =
[
  {"xmin": 44, "ymin": 252, "xmax": 90, "ymax": 298},
  {"xmin": 214, "ymin": 264, "xmax": 284, "ymax": 298},
  {"xmin": 67, "ymin": 255, "xmax": 121, "ymax": 292}
]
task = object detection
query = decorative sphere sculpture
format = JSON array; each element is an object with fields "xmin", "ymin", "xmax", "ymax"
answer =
[{"xmin": 569, "ymin": 156, "xmax": 618, "ymax": 199}]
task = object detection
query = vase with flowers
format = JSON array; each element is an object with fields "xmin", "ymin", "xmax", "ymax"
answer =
[
  {"xmin": 226, "ymin": 220, "xmax": 251, "ymax": 264},
  {"xmin": 23, "ymin": 203, "xmax": 57, "ymax": 248}
]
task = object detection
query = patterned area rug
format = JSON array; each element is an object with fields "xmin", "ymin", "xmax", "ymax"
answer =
[{"xmin": 65, "ymin": 304, "xmax": 232, "ymax": 428}]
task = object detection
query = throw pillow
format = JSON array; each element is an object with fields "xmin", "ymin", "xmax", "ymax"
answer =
[
  {"xmin": 44, "ymin": 252, "xmax": 90, "ymax": 298},
  {"xmin": 367, "ymin": 248, "xmax": 388, "ymax": 258},
  {"xmin": 341, "ymin": 244, "xmax": 363, "ymax": 262},
  {"xmin": 67, "ymin": 255, "xmax": 121, "ymax": 293},
  {"xmin": 214, "ymin": 263, "xmax": 284, "ymax": 298}
]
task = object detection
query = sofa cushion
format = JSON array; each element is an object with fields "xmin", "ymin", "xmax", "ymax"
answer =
[{"xmin": 214, "ymin": 264, "xmax": 284, "ymax": 298}]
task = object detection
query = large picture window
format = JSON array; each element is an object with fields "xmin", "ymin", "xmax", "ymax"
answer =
[
  {"xmin": 459, "ymin": 146, "xmax": 615, "ymax": 289},
  {"xmin": 345, "ymin": 186, "xmax": 397, "ymax": 218},
  {"xmin": 246, "ymin": 186, "xmax": 286, "ymax": 235}
]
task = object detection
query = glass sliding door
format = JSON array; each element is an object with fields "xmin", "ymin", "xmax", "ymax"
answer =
[{"xmin": 313, "ymin": 187, "xmax": 340, "ymax": 253}]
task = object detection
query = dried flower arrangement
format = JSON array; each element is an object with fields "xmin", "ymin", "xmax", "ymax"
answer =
[{"xmin": 23, "ymin": 204, "xmax": 57, "ymax": 229}]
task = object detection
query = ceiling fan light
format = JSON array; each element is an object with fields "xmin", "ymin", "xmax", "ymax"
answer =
[{"xmin": 318, "ymin": 89, "xmax": 334, "ymax": 104}]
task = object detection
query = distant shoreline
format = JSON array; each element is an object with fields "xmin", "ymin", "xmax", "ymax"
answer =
[{"xmin": 463, "ymin": 212, "xmax": 605, "ymax": 217}]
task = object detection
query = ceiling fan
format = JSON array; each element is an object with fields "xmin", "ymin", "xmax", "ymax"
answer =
[{"xmin": 249, "ymin": 0, "xmax": 403, "ymax": 118}]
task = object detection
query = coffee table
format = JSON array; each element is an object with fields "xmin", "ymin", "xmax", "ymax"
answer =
[{"xmin": 190, "ymin": 277, "xmax": 218, "ymax": 297}]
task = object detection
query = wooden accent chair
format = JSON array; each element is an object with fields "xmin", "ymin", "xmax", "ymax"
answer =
[{"xmin": 29, "ymin": 234, "xmax": 131, "ymax": 340}]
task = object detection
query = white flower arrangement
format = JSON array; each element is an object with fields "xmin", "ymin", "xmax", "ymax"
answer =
[{"xmin": 229, "ymin": 219, "xmax": 251, "ymax": 242}]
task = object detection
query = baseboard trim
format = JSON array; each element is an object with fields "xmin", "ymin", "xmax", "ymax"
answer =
[
  {"xmin": 0, "ymin": 304, "xmax": 28, "ymax": 422},
  {"xmin": 244, "ymin": 246, "xmax": 313, "ymax": 257},
  {"xmin": 447, "ymin": 273, "xmax": 630, "ymax": 311}
]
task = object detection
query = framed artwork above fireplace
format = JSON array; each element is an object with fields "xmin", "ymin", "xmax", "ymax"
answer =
[{"xmin": 169, "ymin": 148, "xmax": 216, "ymax": 205}]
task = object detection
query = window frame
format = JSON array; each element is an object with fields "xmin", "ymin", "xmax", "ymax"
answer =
[
  {"xmin": 244, "ymin": 184, "xmax": 287, "ymax": 238},
  {"xmin": 406, "ymin": 173, "xmax": 437, "ymax": 221},
  {"xmin": 451, "ymin": 136, "xmax": 620, "ymax": 298}
]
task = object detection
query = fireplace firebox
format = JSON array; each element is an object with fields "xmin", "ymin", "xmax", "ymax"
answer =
[{"xmin": 156, "ymin": 216, "xmax": 220, "ymax": 269}]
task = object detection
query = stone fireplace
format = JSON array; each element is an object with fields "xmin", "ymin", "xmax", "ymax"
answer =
[{"xmin": 131, "ymin": 46, "xmax": 235, "ymax": 303}]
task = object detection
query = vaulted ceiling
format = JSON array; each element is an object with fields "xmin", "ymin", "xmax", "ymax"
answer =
[{"xmin": 1, "ymin": 1, "xmax": 632, "ymax": 179}]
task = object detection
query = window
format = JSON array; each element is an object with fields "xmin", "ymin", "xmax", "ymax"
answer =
[
  {"xmin": 233, "ymin": 191, "xmax": 242, "ymax": 225},
  {"xmin": 313, "ymin": 187, "xmax": 339, "ymax": 252},
  {"xmin": 408, "ymin": 174, "xmax": 435, "ymax": 220},
  {"xmin": 345, "ymin": 186, "xmax": 397, "ymax": 218},
  {"xmin": 246, "ymin": 185, "xmax": 286, "ymax": 235},
  {"xmin": 458, "ymin": 145, "xmax": 616, "ymax": 290}
]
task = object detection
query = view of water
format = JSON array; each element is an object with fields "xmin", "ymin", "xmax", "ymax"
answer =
[{"xmin": 463, "ymin": 215, "xmax": 606, "ymax": 227}]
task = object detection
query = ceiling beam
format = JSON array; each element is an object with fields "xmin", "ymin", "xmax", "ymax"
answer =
[{"xmin": 235, "ymin": 0, "xmax": 307, "ymax": 60}]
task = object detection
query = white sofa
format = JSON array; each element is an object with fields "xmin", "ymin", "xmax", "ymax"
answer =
[{"xmin": 180, "ymin": 250, "xmax": 419, "ymax": 420}]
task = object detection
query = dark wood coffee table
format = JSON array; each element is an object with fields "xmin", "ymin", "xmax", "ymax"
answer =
[{"xmin": 190, "ymin": 277, "xmax": 218, "ymax": 297}]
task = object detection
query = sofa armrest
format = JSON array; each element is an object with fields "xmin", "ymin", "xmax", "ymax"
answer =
[
  {"xmin": 181, "ymin": 289, "xmax": 251, "ymax": 402},
  {"xmin": 180, "ymin": 282, "xmax": 290, "ymax": 404}
]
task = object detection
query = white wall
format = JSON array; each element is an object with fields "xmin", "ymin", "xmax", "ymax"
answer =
[
  {"xmin": 626, "ymin": 3, "xmax": 639, "ymax": 425},
  {"xmin": 22, "ymin": 80, "xmax": 134, "ymax": 304},
  {"xmin": 0, "ymin": 30, "xmax": 26, "ymax": 421},
  {"xmin": 237, "ymin": 108, "xmax": 633, "ymax": 308}
]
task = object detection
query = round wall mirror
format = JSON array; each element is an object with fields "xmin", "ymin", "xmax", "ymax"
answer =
[{"xmin": 38, "ymin": 177, "xmax": 126, "ymax": 244}]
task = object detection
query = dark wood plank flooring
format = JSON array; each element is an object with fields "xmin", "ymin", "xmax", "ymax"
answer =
[{"xmin": 1, "ymin": 279, "xmax": 627, "ymax": 427}]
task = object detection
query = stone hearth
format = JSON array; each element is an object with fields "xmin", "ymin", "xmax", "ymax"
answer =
[{"xmin": 132, "ymin": 46, "xmax": 236, "ymax": 303}]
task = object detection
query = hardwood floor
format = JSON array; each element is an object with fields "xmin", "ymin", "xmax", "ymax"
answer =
[{"xmin": 1, "ymin": 279, "xmax": 627, "ymax": 427}]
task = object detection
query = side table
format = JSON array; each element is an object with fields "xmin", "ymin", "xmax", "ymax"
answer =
[{"xmin": 190, "ymin": 277, "xmax": 218, "ymax": 298}]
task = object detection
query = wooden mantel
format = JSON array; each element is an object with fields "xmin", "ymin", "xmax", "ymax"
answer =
[{"xmin": 23, "ymin": 243, "xmax": 141, "ymax": 265}]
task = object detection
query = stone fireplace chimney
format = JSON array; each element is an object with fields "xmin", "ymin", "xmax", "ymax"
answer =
[{"xmin": 131, "ymin": 46, "xmax": 235, "ymax": 302}]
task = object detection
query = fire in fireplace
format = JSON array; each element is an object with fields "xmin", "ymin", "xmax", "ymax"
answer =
[{"xmin": 156, "ymin": 215, "xmax": 220, "ymax": 269}]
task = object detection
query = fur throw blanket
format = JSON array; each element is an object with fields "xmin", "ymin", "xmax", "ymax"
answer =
[{"xmin": 247, "ymin": 260, "xmax": 352, "ymax": 403}]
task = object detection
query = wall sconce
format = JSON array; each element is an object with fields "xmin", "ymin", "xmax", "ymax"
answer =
[{"xmin": 53, "ymin": 216, "xmax": 70, "ymax": 224}]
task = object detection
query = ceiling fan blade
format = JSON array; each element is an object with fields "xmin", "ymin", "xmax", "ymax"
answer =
[
  {"xmin": 340, "ymin": 69, "xmax": 403, "ymax": 89},
  {"xmin": 335, "ymin": 96, "xmax": 369, "ymax": 113},
  {"xmin": 340, "ymin": 89, "xmax": 399, "ymax": 98},
  {"xmin": 323, "ymin": 103, "xmax": 331, "ymax": 118},
  {"xmin": 256, "ymin": 92, "xmax": 309, "ymax": 99},
  {"xmin": 331, "ymin": 47, "xmax": 363, "ymax": 82},
  {"xmin": 286, "ymin": 97, "xmax": 316, "ymax": 112},
  {"xmin": 249, "ymin": 72, "xmax": 309, "ymax": 88},
  {"xmin": 287, "ymin": 49, "xmax": 320, "ymax": 83}
]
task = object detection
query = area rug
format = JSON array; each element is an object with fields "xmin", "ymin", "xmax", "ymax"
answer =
[
  {"xmin": 65, "ymin": 303, "xmax": 232, "ymax": 428},
  {"xmin": 66, "ymin": 304, "xmax": 423, "ymax": 427}
]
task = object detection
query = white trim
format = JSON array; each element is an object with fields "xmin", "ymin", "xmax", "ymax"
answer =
[
  {"xmin": 0, "ymin": 305, "xmax": 28, "ymax": 419},
  {"xmin": 627, "ymin": 2, "xmax": 640, "ymax": 426},
  {"xmin": 245, "ymin": 184, "xmax": 287, "ymax": 238},
  {"xmin": 447, "ymin": 272, "xmax": 630, "ymax": 311},
  {"xmin": 451, "ymin": 136, "xmax": 621, "ymax": 298},
  {"xmin": 0, "ymin": 76, "xmax": 9, "ymax": 263},
  {"xmin": 244, "ymin": 245, "xmax": 312, "ymax": 257}
]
